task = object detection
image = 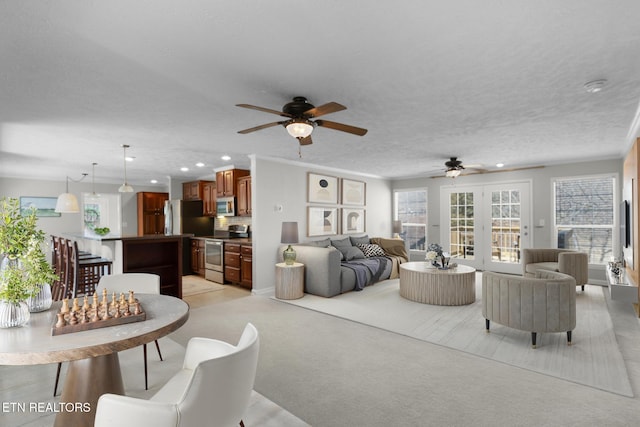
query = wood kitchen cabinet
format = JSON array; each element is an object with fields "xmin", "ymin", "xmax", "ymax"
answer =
[
  {"xmin": 236, "ymin": 175, "xmax": 252, "ymax": 216},
  {"xmin": 190, "ymin": 239, "xmax": 205, "ymax": 277},
  {"xmin": 216, "ymin": 169, "xmax": 249, "ymax": 197},
  {"xmin": 239, "ymin": 244, "xmax": 253, "ymax": 288},
  {"xmin": 137, "ymin": 192, "xmax": 169, "ymax": 236},
  {"xmin": 224, "ymin": 242, "xmax": 252, "ymax": 289},
  {"xmin": 183, "ymin": 180, "xmax": 216, "ymax": 216},
  {"xmin": 182, "ymin": 181, "xmax": 201, "ymax": 201},
  {"xmin": 202, "ymin": 182, "xmax": 217, "ymax": 216}
]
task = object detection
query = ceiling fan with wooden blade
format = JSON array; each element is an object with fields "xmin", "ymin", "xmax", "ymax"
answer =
[{"xmin": 236, "ymin": 96, "xmax": 367, "ymax": 145}]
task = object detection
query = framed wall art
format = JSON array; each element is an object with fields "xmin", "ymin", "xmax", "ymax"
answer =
[
  {"xmin": 308, "ymin": 173, "xmax": 339, "ymax": 204},
  {"xmin": 342, "ymin": 208, "xmax": 366, "ymax": 234},
  {"xmin": 307, "ymin": 206, "xmax": 339, "ymax": 237},
  {"xmin": 341, "ymin": 178, "xmax": 366, "ymax": 206},
  {"xmin": 19, "ymin": 196, "xmax": 60, "ymax": 217}
]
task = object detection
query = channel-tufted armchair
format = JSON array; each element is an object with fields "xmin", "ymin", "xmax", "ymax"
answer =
[
  {"xmin": 522, "ymin": 248, "xmax": 589, "ymax": 291},
  {"xmin": 483, "ymin": 270, "xmax": 576, "ymax": 348}
]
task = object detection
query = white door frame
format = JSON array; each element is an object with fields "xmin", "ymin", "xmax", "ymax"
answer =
[{"xmin": 440, "ymin": 180, "xmax": 532, "ymax": 274}]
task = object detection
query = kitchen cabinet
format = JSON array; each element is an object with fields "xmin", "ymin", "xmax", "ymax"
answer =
[
  {"xmin": 216, "ymin": 169, "xmax": 249, "ymax": 198},
  {"xmin": 224, "ymin": 242, "xmax": 252, "ymax": 289},
  {"xmin": 182, "ymin": 180, "xmax": 215, "ymax": 201},
  {"xmin": 236, "ymin": 176, "xmax": 252, "ymax": 216},
  {"xmin": 202, "ymin": 182, "xmax": 217, "ymax": 216},
  {"xmin": 182, "ymin": 181, "xmax": 200, "ymax": 201},
  {"xmin": 240, "ymin": 244, "xmax": 253, "ymax": 288},
  {"xmin": 190, "ymin": 239, "xmax": 205, "ymax": 277},
  {"xmin": 137, "ymin": 192, "xmax": 169, "ymax": 236},
  {"xmin": 183, "ymin": 180, "xmax": 216, "ymax": 216}
]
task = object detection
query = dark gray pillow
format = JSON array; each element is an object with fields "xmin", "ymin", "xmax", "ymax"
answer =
[
  {"xmin": 344, "ymin": 246, "xmax": 365, "ymax": 260},
  {"xmin": 331, "ymin": 237, "xmax": 353, "ymax": 260},
  {"xmin": 307, "ymin": 238, "xmax": 331, "ymax": 247},
  {"xmin": 330, "ymin": 237, "xmax": 352, "ymax": 250},
  {"xmin": 350, "ymin": 234, "xmax": 370, "ymax": 246}
]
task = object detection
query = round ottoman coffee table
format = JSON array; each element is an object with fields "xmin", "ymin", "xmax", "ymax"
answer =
[{"xmin": 399, "ymin": 262, "xmax": 476, "ymax": 305}]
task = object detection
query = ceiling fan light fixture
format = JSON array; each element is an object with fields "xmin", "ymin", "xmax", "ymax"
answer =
[
  {"xmin": 286, "ymin": 120, "xmax": 314, "ymax": 139},
  {"xmin": 446, "ymin": 168, "xmax": 461, "ymax": 178},
  {"xmin": 584, "ymin": 79, "xmax": 607, "ymax": 93}
]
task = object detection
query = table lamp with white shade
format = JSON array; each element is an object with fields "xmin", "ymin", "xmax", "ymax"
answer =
[{"xmin": 281, "ymin": 222, "xmax": 299, "ymax": 265}]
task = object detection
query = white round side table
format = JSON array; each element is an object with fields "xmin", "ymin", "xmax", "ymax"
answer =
[{"xmin": 275, "ymin": 262, "xmax": 305, "ymax": 299}]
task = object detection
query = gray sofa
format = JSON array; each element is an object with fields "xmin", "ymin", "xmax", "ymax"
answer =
[
  {"xmin": 278, "ymin": 235, "xmax": 408, "ymax": 297},
  {"xmin": 482, "ymin": 270, "xmax": 576, "ymax": 348}
]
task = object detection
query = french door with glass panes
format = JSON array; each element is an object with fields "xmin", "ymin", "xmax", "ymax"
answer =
[{"xmin": 440, "ymin": 181, "xmax": 531, "ymax": 274}]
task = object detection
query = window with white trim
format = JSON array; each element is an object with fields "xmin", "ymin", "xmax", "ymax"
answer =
[
  {"xmin": 394, "ymin": 189, "xmax": 427, "ymax": 251},
  {"xmin": 553, "ymin": 174, "xmax": 615, "ymax": 264}
]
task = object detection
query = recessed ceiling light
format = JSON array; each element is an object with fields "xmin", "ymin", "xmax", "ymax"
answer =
[
  {"xmin": 496, "ymin": 163, "xmax": 505, "ymax": 168},
  {"xmin": 125, "ymin": 156, "xmax": 134, "ymax": 162},
  {"xmin": 180, "ymin": 167, "xmax": 189, "ymax": 172},
  {"xmin": 584, "ymin": 79, "xmax": 607, "ymax": 93},
  {"xmin": 221, "ymin": 155, "xmax": 231, "ymax": 161},
  {"xmin": 150, "ymin": 179, "xmax": 158, "ymax": 184},
  {"xmin": 195, "ymin": 162, "xmax": 205, "ymax": 167}
]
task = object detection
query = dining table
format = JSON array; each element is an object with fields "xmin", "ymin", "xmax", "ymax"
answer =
[{"xmin": 0, "ymin": 293, "xmax": 189, "ymax": 427}]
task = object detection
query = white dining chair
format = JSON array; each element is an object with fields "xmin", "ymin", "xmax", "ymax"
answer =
[
  {"xmin": 53, "ymin": 273, "xmax": 163, "ymax": 395},
  {"xmin": 95, "ymin": 323, "xmax": 260, "ymax": 427}
]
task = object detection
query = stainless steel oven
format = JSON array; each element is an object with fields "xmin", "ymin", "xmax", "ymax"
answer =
[{"xmin": 204, "ymin": 239, "xmax": 224, "ymax": 283}]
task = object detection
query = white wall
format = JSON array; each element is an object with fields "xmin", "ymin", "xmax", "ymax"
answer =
[
  {"xmin": 392, "ymin": 159, "xmax": 623, "ymax": 282},
  {"xmin": 0, "ymin": 177, "xmax": 168, "ymax": 239},
  {"xmin": 251, "ymin": 156, "xmax": 392, "ymax": 294}
]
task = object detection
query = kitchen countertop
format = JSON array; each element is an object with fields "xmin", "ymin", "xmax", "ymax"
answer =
[{"xmin": 64, "ymin": 233, "xmax": 195, "ymax": 242}]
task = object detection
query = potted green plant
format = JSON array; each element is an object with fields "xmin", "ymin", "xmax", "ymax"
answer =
[{"xmin": 0, "ymin": 197, "xmax": 57, "ymax": 327}]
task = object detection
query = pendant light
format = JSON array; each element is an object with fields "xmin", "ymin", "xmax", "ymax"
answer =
[
  {"xmin": 118, "ymin": 144, "xmax": 134, "ymax": 193},
  {"xmin": 91, "ymin": 162, "xmax": 98, "ymax": 195},
  {"xmin": 55, "ymin": 173, "xmax": 88, "ymax": 213}
]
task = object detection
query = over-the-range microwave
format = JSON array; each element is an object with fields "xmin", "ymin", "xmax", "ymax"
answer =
[{"xmin": 216, "ymin": 197, "xmax": 235, "ymax": 216}]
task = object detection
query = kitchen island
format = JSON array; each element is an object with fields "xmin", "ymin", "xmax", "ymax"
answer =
[{"xmin": 64, "ymin": 234, "xmax": 189, "ymax": 298}]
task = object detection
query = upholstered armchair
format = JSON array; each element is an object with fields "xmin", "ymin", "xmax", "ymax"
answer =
[
  {"xmin": 522, "ymin": 248, "xmax": 589, "ymax": 291},
  {"xmin": 482, "ymin": 270, "xmax": 576, "ymax": 348},
  {"xmin": 94, "ymin": 323, "xmax": 260, "ymax": 427}
]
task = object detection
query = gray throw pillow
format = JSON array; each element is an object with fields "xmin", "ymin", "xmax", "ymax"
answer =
[
  {"xmin": 349, "ymin": 234, "xmax": 370, "ymax": 246},
  {"xmin": 344, "ymin": 246, "xmax": 365, "ymax": 260},
  {"xmin": 307, "ymin": 238, "xmax": 331, "ymax": 247},
  {"xmin": 331, "ymin": 237, "xmax": 353, "ymax": 260},
  {"xmin": 330, "ymin": 237, "xmax": 352, "ymax": 250}
]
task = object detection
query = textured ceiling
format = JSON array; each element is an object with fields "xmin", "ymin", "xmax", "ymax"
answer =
[{"xmin": 1, "ymin": 0, "xmax": 640, "ymax": 187}]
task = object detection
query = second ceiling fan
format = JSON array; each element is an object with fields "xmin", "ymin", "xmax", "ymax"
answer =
[{"xmin": 236, "ymin": 96, "xmax": 368, "ymax": 146}]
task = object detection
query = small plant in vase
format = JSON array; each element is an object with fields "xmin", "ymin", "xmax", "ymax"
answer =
[
  {"xmin": 425, "ymin": 243, "xmax": 451, "ymax": 269},
  {"xmin": 0, "ymin": 197, "xmax": 58, "ymax": 327}
]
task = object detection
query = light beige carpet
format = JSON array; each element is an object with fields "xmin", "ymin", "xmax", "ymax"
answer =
[
  {"xmin": 278, "ymin": 274, "xmax": 634, "ymax": 397},
  {"xmin": 182, "ymin": 274, "xmax": 225, "ymax": 296},
  {"xmin": 0, "ymin": 337, "xmax": 309, "ymax": 427}
]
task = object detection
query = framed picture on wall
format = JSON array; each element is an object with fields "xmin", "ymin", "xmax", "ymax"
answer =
[
  {"xmin": 19, "ymin": 196, "xmax": 60, "ymax": 217},
  {"xmin": 307, "ymin": 206, "xmax": 339, "ymax": 236},
  {"xmin": 341, "ymin": 179, "xmax": 366, "ymax": 206},
  {"xmin": 342, "ymin": 208, "xmax": 365, "ymax": 234},
  {"xmin": 308, "ymin": 173, "xmax": 339, "ymax": 204}
]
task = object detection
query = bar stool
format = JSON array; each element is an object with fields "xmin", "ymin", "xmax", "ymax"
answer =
[
  {"xmin": 65, "ymin": 240, "xmax": 112, "ymax": 299},
  {"xmin": 50, "ymin": 236, "xmax": 65, "ymax": 301}
]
